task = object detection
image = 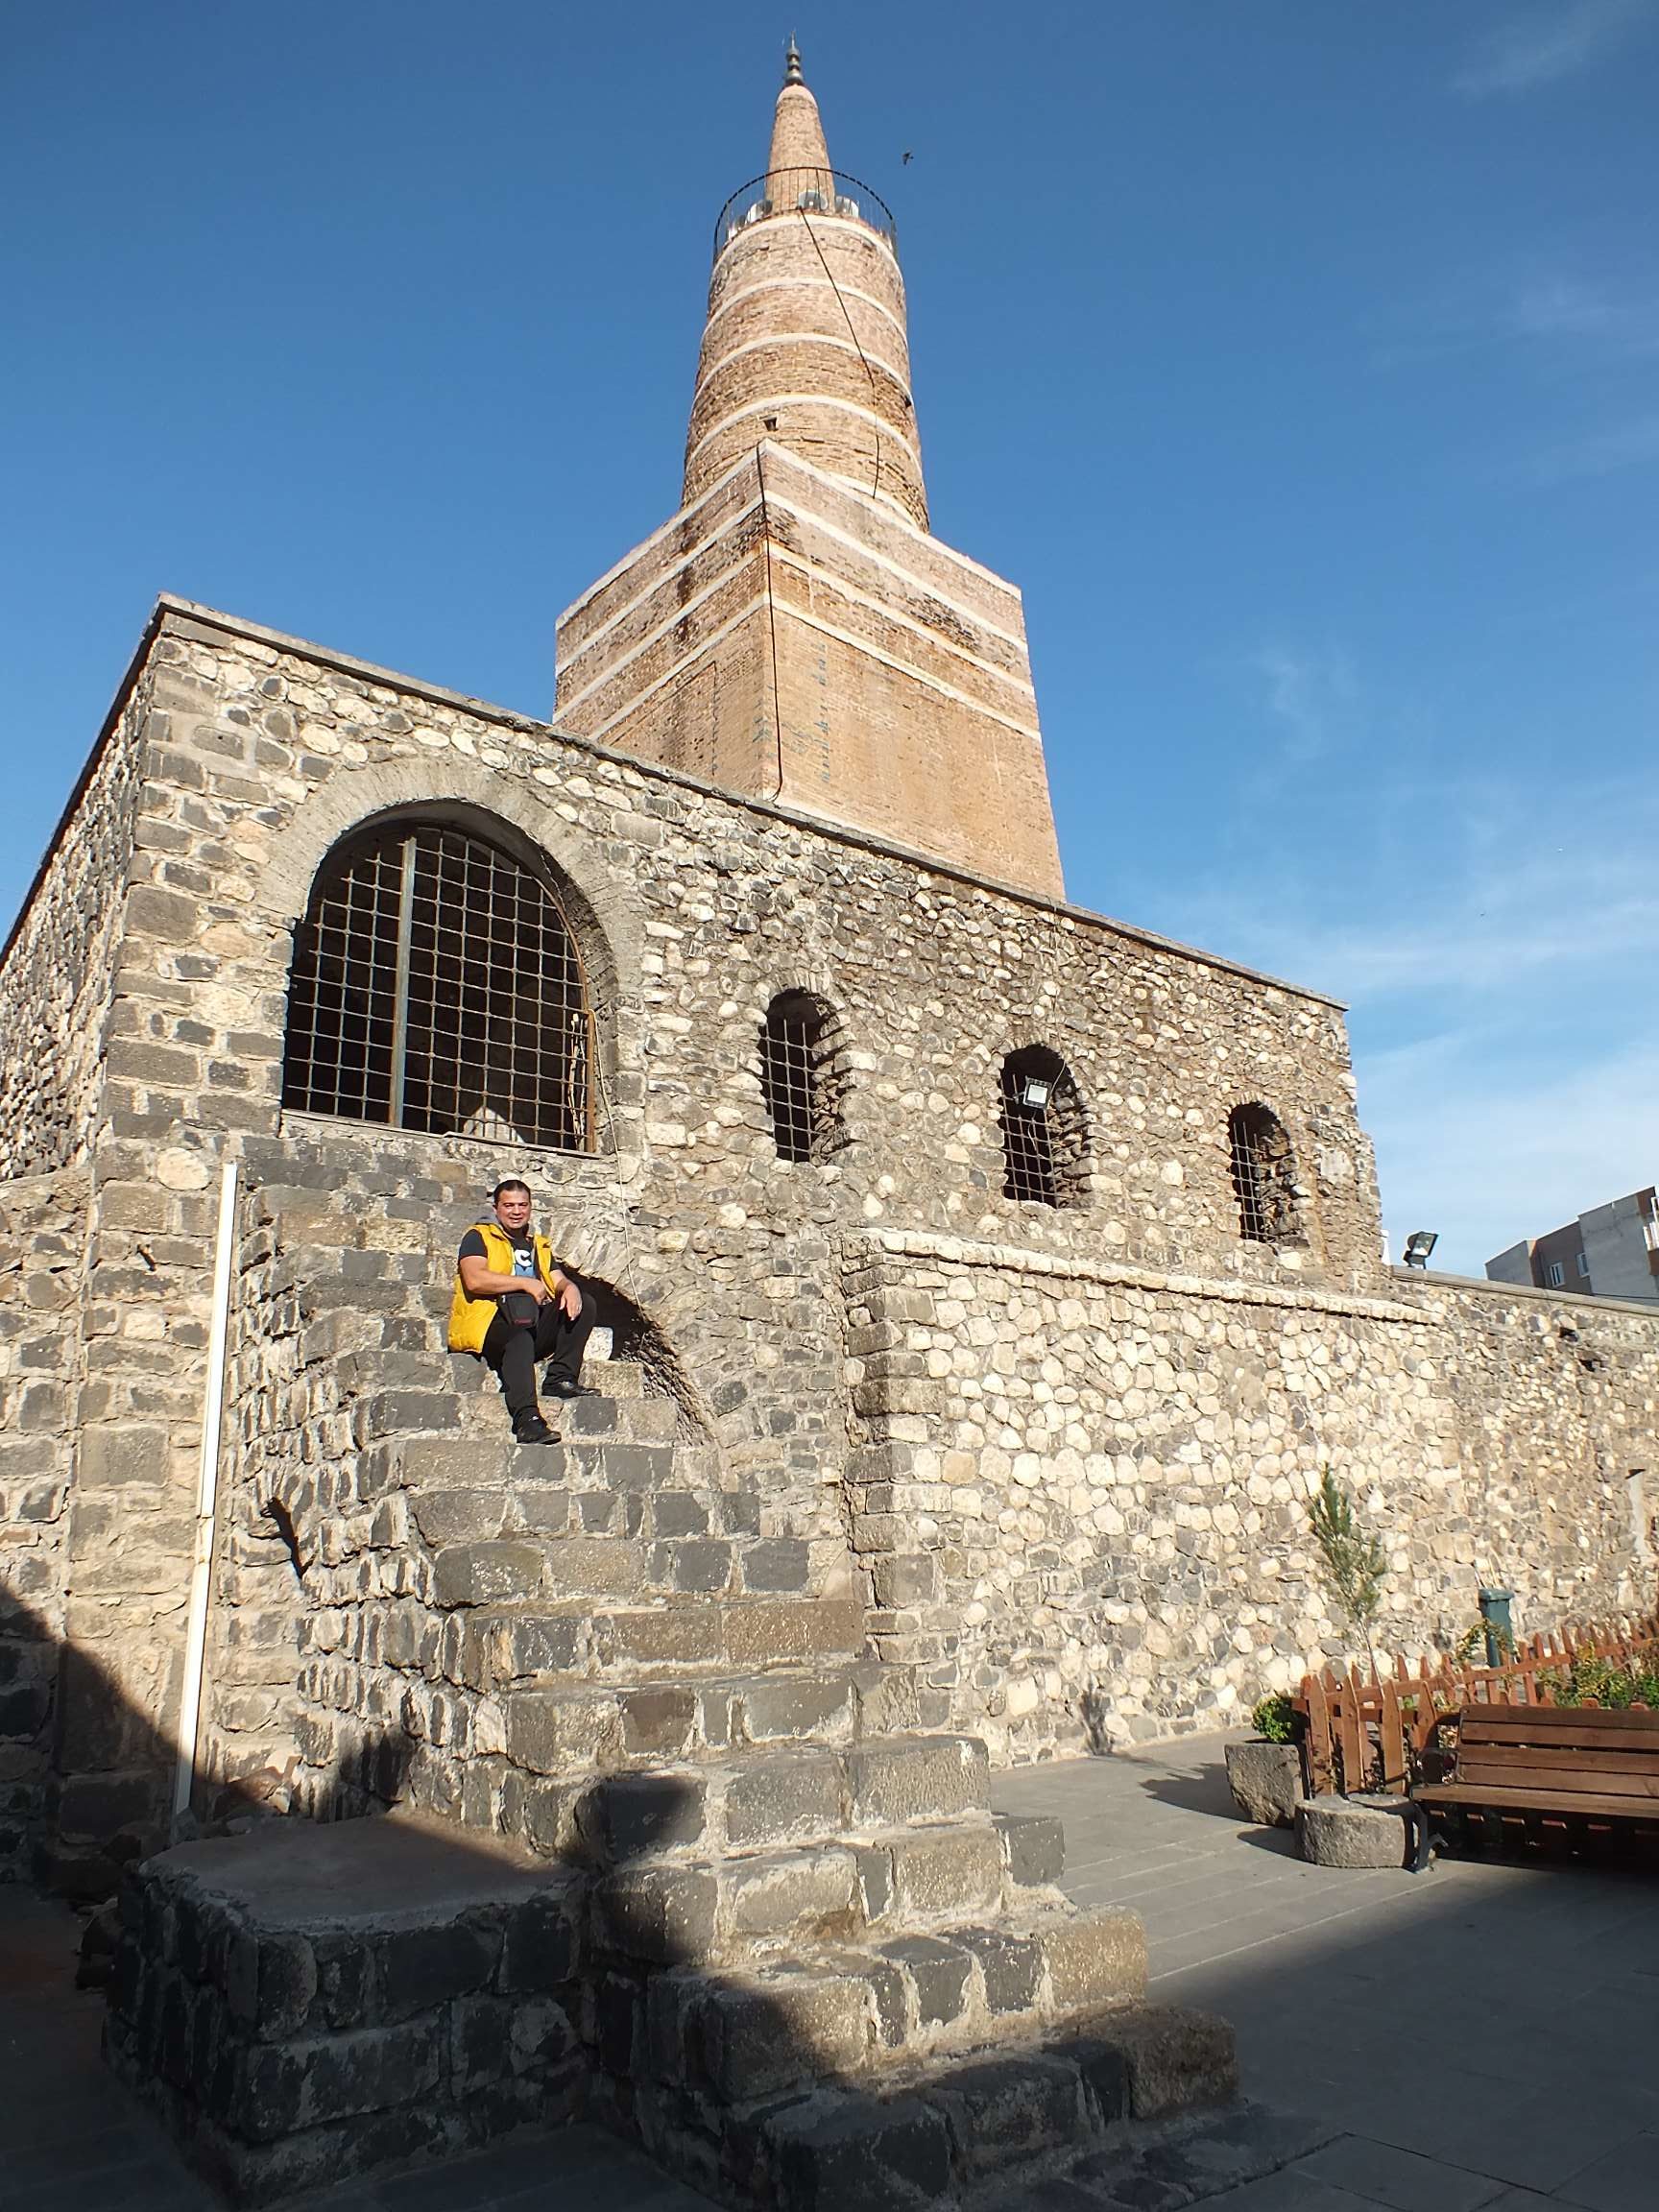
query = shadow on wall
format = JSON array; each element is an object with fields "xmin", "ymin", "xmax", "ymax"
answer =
[{"xmin": 2, "ymin": 1597, "xmax": 1236, "ymax": 2209}]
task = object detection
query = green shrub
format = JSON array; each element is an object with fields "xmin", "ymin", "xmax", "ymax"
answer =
[
  {"xmin": 1308, "ymin": 1467, "xmax": 1386, "ymax": 1670},
  {"xmin": 1251, "ymin": 1692, "xmax": 1298, "ymax": 1744},
  {"xmin": 1537, "ymin": 1651, "xmax": 1659, "ymax": 1710}
]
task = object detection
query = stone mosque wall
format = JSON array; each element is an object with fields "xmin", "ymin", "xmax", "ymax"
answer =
[
  {"xmin": 1, "ymin": 596, "xmax": 1656, "ymax": 1878},
  {"xmin": 844, "ymin": 1235, "xmax": 1659, "ymax": 1763},
  {"xmin": 0, "ymin": 669, "xmax": 150, "ymax": 1179}
]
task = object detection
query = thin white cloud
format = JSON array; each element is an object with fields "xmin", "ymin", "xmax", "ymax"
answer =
[
  {"xmin": 1532, "ymin": 412, "xmax": 1659, "ymax": 480},
  {"xmin": 1452, "ymin": 0, "xmax": 1651, "ymax": 97},
  {"xmin": 1509, "ymin": 276, "xmax": 1659, "ymax": 354},
  {"xmin": 1250, "ymin": 646, "xmax": 1360, "ymax": 764}
]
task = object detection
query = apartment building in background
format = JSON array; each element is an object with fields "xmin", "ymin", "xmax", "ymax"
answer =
[{"xmin": 1487, "ymin": 1186, "xmax": 1659, "ymax": 1304}]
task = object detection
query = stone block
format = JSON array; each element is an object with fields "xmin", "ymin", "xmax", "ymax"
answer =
[
  {"xmin": 1085, "ymin": 2002, "xmax": 1238, "ymax": 2119},
  {"xmin": 661, "ymin": 1539, "xmax": 733, "ymax": 1594},
  {"xmin": 742, "ymin": 1538, "xmax": 813, "ymax": 1593},
  {"xmin": 872, "ymin": 1554, "xmax": 940, "ymax": 1608},
  {"xmin": 762, "ymin": 2090, "xmax": 954, "ymax": 2212},
  {"xmin": 1296, "ymin": 1792, "xmax": 1419, "ymax": 1869},
  {"xmin": 888, "ymin": 1825, "xmax": 1003, "ymax": 1916},
  {"xmin": 1225, "ymin": 1740, "xmax": 1304, "ymax": 1828},
  {"xmin": 725, "ymin": 1598, "xmax": 864, "ymax": 1667},
  {"xmin": 77, "ymin": 1423, "xmax": 169, "ymax": 1488},
  {"xmin": 1040, "ymin": 1910, "xmax": 1147, "ymax": 2012},
  {"xmin": 589, "ymin": 1770, "xmax": 708, "ymax": 1861},
  {"xmin": 431, "ymin": 1543, "xmax": 545, "ymax": 1608},
  {"xmin": 504, "ymin": 1689, "xmax": 622, "ymax": 1775},
  {"xmin": 995, "ymin": 1812, "xmax": 1065, "ymax": 1887},
  {"xmin": 498, "ymin": 1888, "xmax": 580, "ymax": 1992},
  {"xmin": 878, "ymin": 1936, "xmax": 972, "ymax": 2028},
  {"xmin": 847, "ymin": 1736, "xmax": 990, "ymax": 1827},
  {"xmin": 234, "ymin": 2019, "xmax": 443, "ymax": 2139},
  {"xmin": 704, "ymin": 1969, "xmax": 871, "ymax": 2102},
  {"xmin": 723, "ymin": 1749, "xmax": 845, "ymax": 1848},
  {"xmin": 375, "ymin": 1919, "xmax": 499, "ymax": 2021},
  {"xmin": 723, "ymin": 1847, "xmax": 859, "ymax": 1940},
  {"xmin": 411, "ymin": 1491, "xmax": 510, "ymax": 1546},
  {"xmin": 541, "ymin": 1538, "xmax": 644, "ymax": 1599},
  {"xmin": 737, "ymin": 1673, "xmax": 856, "ymax": 1745},
  {"xmin": 601, "ymin": 1866, "xmax": 725, "ymax": 1973},
  {"xmin": 619, "ymin": 1685, "xmax": 699, "ymax": 1758},
  {"xmin": 957, "ymin": 1926, "xmax": 1042, "ymax": 2015},
  {"xmin": 652, "ymin": 1491, "xmax": 709, "ymax": 1537},
  {"xmin": 927, "ymin": 2052, "xmax": 1087, "ymax": 2178},
  {"xmin": 225, "ymin": 1928, "xmax": 319, "ymax": 2040}
]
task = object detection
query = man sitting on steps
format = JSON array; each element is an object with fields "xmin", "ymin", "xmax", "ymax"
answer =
[{"xmin": 448, "ymin": 1178, "xmax": 595, "ymax": 1445}]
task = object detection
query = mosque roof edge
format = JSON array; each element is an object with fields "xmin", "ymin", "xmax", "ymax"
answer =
[{"xmin": 5, "ymin": 591, "xmax": 1348, "ymax": 1015}]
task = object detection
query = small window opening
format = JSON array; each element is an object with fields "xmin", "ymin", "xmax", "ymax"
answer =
[
  {"xmin": 999, "ymin": 1047, "xmax": 1089, "ymax": 1208},
  {"xmin": 760, "ymin": 991, "xmax": 847, "ymax": 1164},
  {"xmin": 1228, "ymin": 1103, "xmax": 1302, "ymax": 1244}
]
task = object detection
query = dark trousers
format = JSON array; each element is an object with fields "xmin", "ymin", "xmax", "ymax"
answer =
[{"xmin": 481, "ymin": 1287, "xmax": 596, "ymax": 1419}]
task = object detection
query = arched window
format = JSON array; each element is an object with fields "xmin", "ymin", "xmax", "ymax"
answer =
[
  {"xmin": 759, "ymin": 991, "xmax": 847, "ymax": 1164},
  {"xmin": 1228, "ymin": 1103, "xmax": 1301, "ymax": 1244},
  {"xmin": 282, "ymin": 818, "xmax": 593, "ymax": 1150},
  {"xmin": 998, "ymin": 1047, "xmax": 1089, "ymax": 1208}
]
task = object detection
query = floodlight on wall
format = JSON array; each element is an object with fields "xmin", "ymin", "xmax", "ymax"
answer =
[
  {"xmin": 1021, "ymin": 1076, "xmax": 1052, "ymax": 1110},
  {"xmin": 1403, "ymin": 1230, "xmax": 1438, "ymax": 1269}
]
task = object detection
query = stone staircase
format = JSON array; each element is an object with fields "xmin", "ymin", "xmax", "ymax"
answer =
[
  {"xmin": 113, "ymin": 1181, "xmax": 1235, "ymax": 2206},
  {"xmin": 345, "ymin": 1355, "xmax": 1233, "ymax": 2202}
]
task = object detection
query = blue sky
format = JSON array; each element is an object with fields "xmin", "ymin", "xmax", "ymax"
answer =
[{"xmin": 3, "ymin": 2, "xmax": 1654, "ymax": 1274}]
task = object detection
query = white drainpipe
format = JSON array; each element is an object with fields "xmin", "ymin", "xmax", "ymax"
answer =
[{"xmin": 172, "ymin": 1157, "xmax": 240, "ymax": 1828}]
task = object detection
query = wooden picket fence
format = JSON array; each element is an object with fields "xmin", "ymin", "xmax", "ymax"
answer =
[{"xmin": 1294, "ymin": 1611, "xmax": 1659, "ymax": 1798}]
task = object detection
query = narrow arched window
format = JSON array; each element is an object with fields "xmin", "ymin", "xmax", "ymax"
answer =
[
  {"xmin": 1229, "ymin": 1103, "xmax": 1300, "ymax": 1244},
  {"xmin": 282, "ymin": 818, "xmax": 593, "ymax": 1151},
  {"xmin": 999, "ymin": 1047, "xmax": 1089, "ymax": 1208},
  {"xmin": 759, "ymin": 991, "xmax": 846, "ymax": 1164}
]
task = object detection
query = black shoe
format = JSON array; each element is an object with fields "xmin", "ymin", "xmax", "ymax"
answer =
[
  {"xmin": 512, "ymin": 1412, "xmax": 557, "ymax": 1445},
  {"xmin": 543, "ymin": 1376, "xmax": 589, "ymax": 1401}
]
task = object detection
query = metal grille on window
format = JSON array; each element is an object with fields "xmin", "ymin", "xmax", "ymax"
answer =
[
  {"xmin": 999, "ymin": 1048, "xmax": 1087, "ymax": 1208},
  {"xmin": 760, "ymin": 991, "xmax": 844, "ymax": 1164},
  {"xmin": 1229, "ymin": 1103, "xmax": 1298, "ymax": 1244},
  {"xmin": 282, "ymin": 821, "xmax": 593, "ymax": 1151}
]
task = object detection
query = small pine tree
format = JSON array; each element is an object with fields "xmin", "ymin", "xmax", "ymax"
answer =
[{"xmin": 1309, "ymin": 1465, "xmax": 1387, "ymax": 1671}]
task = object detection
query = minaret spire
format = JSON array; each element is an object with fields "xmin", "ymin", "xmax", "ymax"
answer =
[
  {"xmin": 766, "ymin": 40, "xmax": 833, "ymax": 207},
  {"xmin": 681, "ymin": 52, "xmax": 927, "ymax": 529}
]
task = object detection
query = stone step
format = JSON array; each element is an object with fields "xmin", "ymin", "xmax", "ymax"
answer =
[
  {"xmin": 426, "ymin": 1529, "xmax": 824, "ymax": 1610},
  {"xmin": 697, "ymin": 2000, "xmax": 1237, "ymax": 2211},
  {"xmin": 410, "ymin": 1474, "xmax": 780, "ymax": 1554},
  {"xmin": 590, "ymin": 1813, "xmax": 1066, "ymax": 1963},
  {"xmin": 390, "ymin": 1426, "xmax": 684, "ymax": 1492},
  {"xmin": 625, "ymin": 1907, "xmax": 1150, "ymax": 2085},
  {"xmin": 448, "ymin": 1596, "xmax": 868, "ymax": 1689},
  {"xmin": 485, "ymin": 1661, "xmax": 920, "ymax": 1766},
  {"xmin": 557, "ymin": 1736, "xmax": 995, "ymax": 1870},
  {"xmin": 448, "ymin": 1350, "xmax": 653, "ymax": 1408}
]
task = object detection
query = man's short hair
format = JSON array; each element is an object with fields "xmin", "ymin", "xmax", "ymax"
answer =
[{"xmin": 492, "ymin": 1179, "xmax": 532, "ymax": 1204}]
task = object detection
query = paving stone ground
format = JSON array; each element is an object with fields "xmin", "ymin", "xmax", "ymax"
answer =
[
  {"xmin": 994, "ymin": 1733, "xmax": 1659, "ymax": 2211},
  {"xmin": 5, "ymin": 1732, "xmax": 1655, "ymax": 2210}
]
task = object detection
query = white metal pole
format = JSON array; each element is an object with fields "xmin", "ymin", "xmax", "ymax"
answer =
[{"xmin": 171, "ymin": 1157, "xmax": 240, "ymax": 1828}]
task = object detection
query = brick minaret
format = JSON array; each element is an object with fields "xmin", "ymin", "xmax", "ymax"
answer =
[{"xmin": 556, "ymin": 46, "xmax": 1065, "ymax": 900}]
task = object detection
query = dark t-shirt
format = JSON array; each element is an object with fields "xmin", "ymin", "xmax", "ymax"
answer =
[
  {"xmin": 459, "ymin": 1227, "xmax": 542, "ymax": 1329},
  {"xmin": 457, "ymin": 1228, "xmax": 538, "ymax": 1278}
]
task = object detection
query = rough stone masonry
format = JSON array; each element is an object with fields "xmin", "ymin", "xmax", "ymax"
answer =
[{"xmin": 1, "ymin": 47, "xmax": 1655, "ymax": 1899}]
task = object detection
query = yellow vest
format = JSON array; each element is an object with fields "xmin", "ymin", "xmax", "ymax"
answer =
[{"xmin": 448, "ymin": 1221, "xmax": 558, "ymax": 1354}]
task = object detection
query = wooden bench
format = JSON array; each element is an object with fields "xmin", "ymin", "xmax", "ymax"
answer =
[{"xmin": 1415, "ymin": 1703, "xmax": 1659, "ymax": 1856}]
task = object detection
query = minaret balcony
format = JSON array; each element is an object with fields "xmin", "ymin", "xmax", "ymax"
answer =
[{"xmin": 712, "ymin": 168, "xmax": 899, "ymax": 266}]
